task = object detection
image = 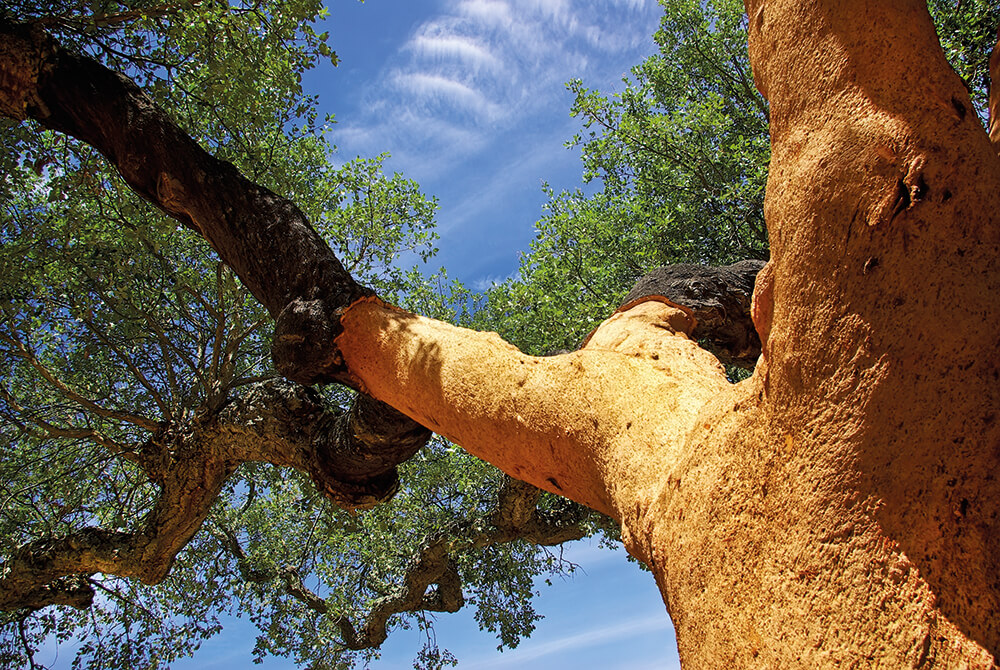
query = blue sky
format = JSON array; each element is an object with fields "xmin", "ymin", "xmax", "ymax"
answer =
[
  {"xmin": 42, "ymin": 1, "xmax": 685, "ymax": 668},
  {"xmin": 308, "ymin": 0, "xmax": 665, "ymax": 289},
  {"xmin": 310, "ymin": 1, "xmax": 682, "ymax": 666},
  {"xmin": 165, "ymin": 540, "xmax": 681, "ymax": 670}
]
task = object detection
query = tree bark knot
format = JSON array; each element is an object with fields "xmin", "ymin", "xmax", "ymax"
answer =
[{"xmin": 272, "ymin": 296, "xmax": 369, "ymax": 386}]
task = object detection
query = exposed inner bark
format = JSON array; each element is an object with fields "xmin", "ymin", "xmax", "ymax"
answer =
[{"xmin": 2, "ymin": 3, "xmax": 1000, "ymax": 668}]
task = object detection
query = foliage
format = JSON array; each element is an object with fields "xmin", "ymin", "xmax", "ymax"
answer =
[
  {"xmin": 476, "ymin": 0, "xmax": 769, "ymax": 355},
  {"xmin": 0, "ymin": 3, "xmax": 584, "ymax": 669},
  {"xmin": 927, "ymin": 0, "xmax": 1000, "ymax": 124}
]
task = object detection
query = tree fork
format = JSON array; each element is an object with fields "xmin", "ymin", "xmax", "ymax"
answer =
[{"xmin": 0, "ymin": 18, "xmax": 431, "ymax": 502}]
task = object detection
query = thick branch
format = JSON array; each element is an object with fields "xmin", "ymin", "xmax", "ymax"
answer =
[
  {"xmin": 215, "ymin": 379, "xmax": 430, "ymax": 507},
  {"xmin": 0, "ymin": 379, "xmax": 428, "ymax": 612},
  {"xmin": 0, "ymin": 20, "xmax": 431, "ymax": 491},
  {"xmin": 0, "ymin": 19, "xmax": 362, "ymax": 385},
  {"xmin": 335, "ymin": 296, "xmax": 728, "ymax": 518},
  {"xmin": 0, "ymin": 437, "xmax": 235, "ymax": 611}
]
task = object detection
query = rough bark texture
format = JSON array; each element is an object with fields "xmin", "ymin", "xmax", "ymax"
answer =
[
  {"xmin": 3, "ymin": 2, "xmax": 1000, "ymax": 668},
  {"xmin": 621, "ymin": 259, "xmax": 765, "ymax": 369},
  {"xmin": 0, "ymin": 19, "xmax": 364, "ymax": 387},
  {"xmin": 331, "ymin": 0, "xmax": 1000, "ymax": 665},
  {"xmin": 991, "ymin": 26, "xmax": 1000, "ymax": 149}
]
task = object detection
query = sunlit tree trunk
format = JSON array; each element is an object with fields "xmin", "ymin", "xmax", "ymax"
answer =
[
  {"xmin": 2, "ymin": 0, "xmax": 999, "ymax": 666},
  {"xmin": 333, "ymin": 0, "xmax": 1000, "ymax": 664}
]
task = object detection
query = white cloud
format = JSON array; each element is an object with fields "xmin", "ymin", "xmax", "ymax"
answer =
[
  {"xmin": 331, "ymin": 1, "xmax": 662, "ymax": 235},
  {"xmin": 460, "ymin": 613, "xmax": 671, "ymax": 669},
  {"xmin": 457, "ymin": 0, "xmax": 515, "ymax": 30},
  {"xmin": 407, "ymin": 32, "xmax": 503, "ymax": 73},
  {"xmin": 472, "ymin": 270, "xmax": 519, "ymax": 291},
  {"xmin": 391, "ymin": 71, "xmax": 503, "ymax": 121}
]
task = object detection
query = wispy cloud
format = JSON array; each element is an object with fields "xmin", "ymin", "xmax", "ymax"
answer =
[
  {"xmin": 406, "ymin": 32, "xmax": 503, "ymax": 73},
  {"xmin": 472, "ymin": 270, "xmax": 519, "ymax": 291},
  {"xmin": 460, "ymin": 612, "xmax": 672, "ymax": 669},
  {"xmin": 333, "ymin": 0, "xmax": 662, "ymax": 184}
]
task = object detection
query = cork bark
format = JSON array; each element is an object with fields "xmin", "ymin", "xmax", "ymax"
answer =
[{"xmin": 3, "ymin": 0, "xmax": 1000, "ymax": 667}]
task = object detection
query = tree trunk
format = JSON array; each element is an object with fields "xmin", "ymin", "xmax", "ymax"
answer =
[{"xmin": 3, "ymin": 0, "xmax": 999, "ymax": 667}]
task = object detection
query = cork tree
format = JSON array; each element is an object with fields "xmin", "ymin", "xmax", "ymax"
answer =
[{"xmin": 1, "ymin": 0, "xmax": 1000, "ymax": 667}]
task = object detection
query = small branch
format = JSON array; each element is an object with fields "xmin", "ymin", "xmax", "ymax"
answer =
[
  {"xmin": 0, "ymin": 384, "xmax": 131, "ymax": 458},
  {"xmin": 0, "ymin": 430, "xmax": 236, "ymax": 612},
  {"xmin": 36, "ymin": 3, "xmax": 196, "ymax": 30},
  {"xmin": 79, "ymin": 316, "xmax": 172, "ymax": 421},
  {"xmin": 328, "ymin": 476, "xmax": 587, "ymax": 652},
  {"xmin": 0, "ymin": 331, "xmax": 160, "ymax": 431}
]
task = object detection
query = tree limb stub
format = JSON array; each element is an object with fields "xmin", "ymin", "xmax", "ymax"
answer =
[{"xmin": 621, "ymin": 259, "xmax": 765, "ymax": 369}]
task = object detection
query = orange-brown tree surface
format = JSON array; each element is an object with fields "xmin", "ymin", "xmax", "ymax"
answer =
[
  {"xmin": 2, "ymin": 0, "xmax": 1000, "ymax": 667},
  {"xmin": 336, "ymin": 0, "xmax": 1000, "ymax": 664}
]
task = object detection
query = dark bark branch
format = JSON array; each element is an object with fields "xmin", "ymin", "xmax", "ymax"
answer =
[
  {"xmin": 215, "ymin": 379, "xmax": 430, "ymax": 507},
  {"xmin": 338, "ymin": 475, "xmax": 588, "ymax": 651},
  {"xmin": 0, "ymin": 379, "xmax": 428, "ymax": 613},
  {"xmin": 621, "ymin": 259, "xmax": 766, "ymax": 369},
  {"xmin": 0, "ymin": 19, "xmax": 364, "ymax": 385},
  {"xmin": 0, "ymin": 20, "xmax": 432, "ymax": 489},
  {"xmin": 0, "ymin": 441, "xmax": 235, "ymax": 612}
]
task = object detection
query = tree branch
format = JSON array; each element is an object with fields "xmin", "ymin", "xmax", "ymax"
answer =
[
  {"xmin": 214, "ymin": 379, "xmax": 430, "ymax": 507},
  {"xmin": 0, "ymin": 19, "xmax": 433, "ymax": 490},
  {"xmin": 300, "ymin": 475, "xmax": 586, "ymax": 651},
  {"xmin": 335, "ymin": 296, "xmax": 727, "ymax": 518},
  {"xmin": 0, "ymin": 434, "xmax": 235, "ymax": 612},
  {"xmin": 0, "ymin": 377, "xmax": 429, "ymax": 613},
  {"xmin": 0, "ymin": 19, "xmax": 364, "ymax": 385}
]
